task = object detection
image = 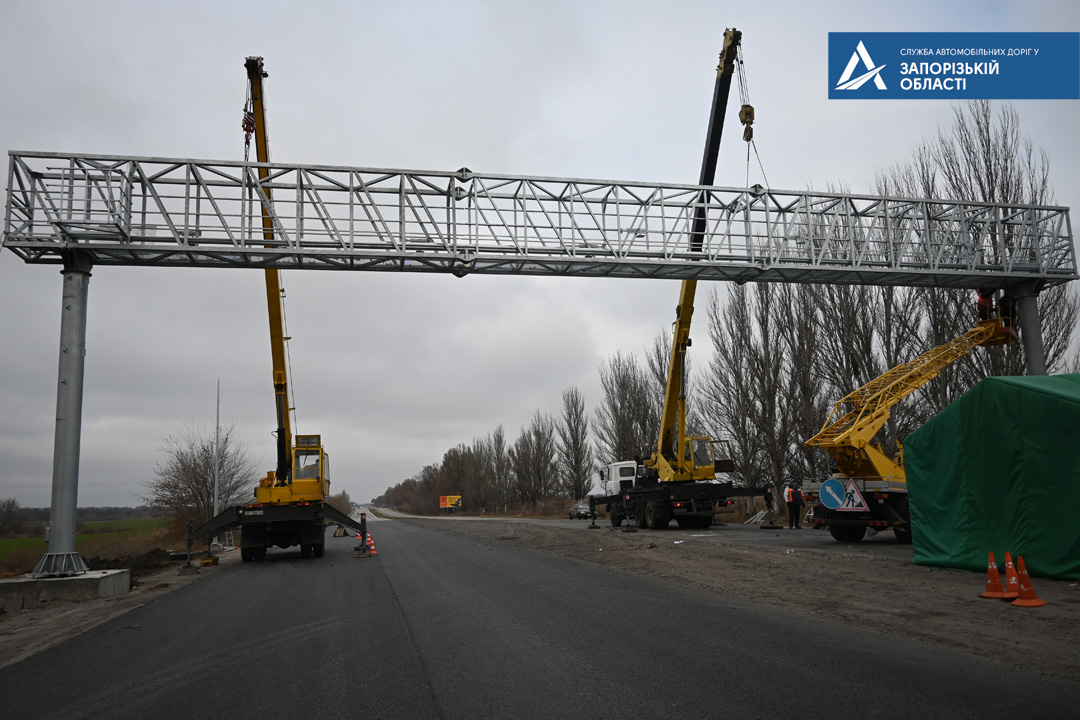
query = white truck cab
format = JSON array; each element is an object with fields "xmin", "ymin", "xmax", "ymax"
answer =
[{"xmin": 601, "ymin": 461, "xmax": 641, "ymax": 496}]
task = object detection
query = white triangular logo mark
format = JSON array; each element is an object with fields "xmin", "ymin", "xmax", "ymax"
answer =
[{"xmin": 836, "ymin": 41, "xmax": 887, "ymax": 90}]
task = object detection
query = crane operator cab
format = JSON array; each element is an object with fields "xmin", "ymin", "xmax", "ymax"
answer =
[
  {"xmin": 255, "ymin": 434, "xmax": 330, "ymax": 504},
  {"xmin": 682, "ymin": 437, "xmax": 737, "ymax": 479}
]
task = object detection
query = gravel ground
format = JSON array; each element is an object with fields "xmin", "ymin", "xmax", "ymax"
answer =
[{"xmin": 399, "ymin": 515, "xmax": 1080, "ymax": 684}]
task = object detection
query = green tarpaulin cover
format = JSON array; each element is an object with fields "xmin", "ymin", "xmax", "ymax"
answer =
[{"xmin": 906, "ymin": 374, "xmax": 1080, "ymax": 580}]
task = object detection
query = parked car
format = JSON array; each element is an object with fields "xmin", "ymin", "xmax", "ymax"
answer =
[{"xmin": 569, "ymin": 503, "xmax": 591, "ymax": 519}]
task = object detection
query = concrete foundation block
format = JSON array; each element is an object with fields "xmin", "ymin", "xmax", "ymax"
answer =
[{"xmin": 0, "ymin": 569, "xmax": 130, "ymax": 613}]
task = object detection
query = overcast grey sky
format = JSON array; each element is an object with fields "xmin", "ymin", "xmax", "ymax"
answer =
[{"xmin": 2, "ymin": 0, "xmax": 1078, "ymax": 508}]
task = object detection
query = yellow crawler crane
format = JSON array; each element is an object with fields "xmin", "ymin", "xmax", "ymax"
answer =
[{"xmin": 803, "ymin": 313, "xmax": 1015, "ymax": 543}]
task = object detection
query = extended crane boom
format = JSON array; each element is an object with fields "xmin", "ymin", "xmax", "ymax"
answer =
[
  {"xmin": 245, "ymin": 56, "xmax": 293, "ymax": 485},
  {"xmin": 590, "ymin": 29, "xmax": 763, "ymax": 532},
  {"xmin": 806, "ymin": 319, "xmax": 1007, "ymax": 480},
  {"xmin": 647, "ymin": 28, "xmax": 742, "ymax": 483}
]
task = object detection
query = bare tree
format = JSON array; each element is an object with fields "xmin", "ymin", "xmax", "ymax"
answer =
[
  {"xmin": 0, "ymin": 498, "xmax": 22, "ymax": 536},
  {"xmin": 877, "ymin": 100, "xmax": 1078, "ymax": 386},
  {"xmin": 646, "ymin": 327, "xmax": 706, "ymax": 436},
  {"xmin": 704, "ymin": 285, "xmax": 764, "ymax": 488},
  {"xmin": 466, "ymin": 435, "xmax": 496, "ymax": 513},
  {"xmin": 777, "ymin": 284, "xmax": 832, "ymax": 479},
  {"xmin": 326, "ymin": 490, "xmax": 351, "ymax": 515},
  {"xmin": 743, "ymin": 283, "xmax": 798, "ymax": 494},
  {"xmin": 439, "ymin": 444, "xmax": 473, "ymax": 511},
  {"xmin": 594, "ymin": 351, "xmax": 655, "ymax": 464},
  {"xmin": 489, "ymin": 425, "xmax": 515, "ymax": 513},
  {"xmin": 143, "ymin": 424, "xmax": 259, "ymax": 524},
  {"xmin": 509, "ymin": 411, "xmax": 559, "ymax": 506},
  {"xmin": 557, "ymin": 386, "xmax": 594, "ymax": 501}
]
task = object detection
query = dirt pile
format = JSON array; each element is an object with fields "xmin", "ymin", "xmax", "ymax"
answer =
[{"xmin": 84, "ymin": 548, "xmax": 180, "ymax": 585}]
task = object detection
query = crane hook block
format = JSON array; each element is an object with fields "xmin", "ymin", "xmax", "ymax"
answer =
[{"xmin": 739, "ymin": 104, "xmax": 755, "ymax": 143}]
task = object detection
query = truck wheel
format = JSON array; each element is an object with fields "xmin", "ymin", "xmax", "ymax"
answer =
[
  {"xmin": 300, "ymin": 544, "xmax": 312, "ymax": 558},
  {"xmin": 609, "ymin": 508, "xmax": 623, "ymax": 527},
  {"xmin": 635, "ymin": 505, "xmax": 648, "ymax": 529},
  {"xmin": 645, "ymin": 502, "xmax": 670, "ymax": 530},
  {"xmin": 893, "ymin": 527, "xmax": 913, "ymax": 544},
  {"xmin": 829, "ymin": 524, "xmax": 866, "ymax": 542},
  {"xmin": 241, "ymin": 547, "xmax": 253, "ymax": 563},
  {"xmin": 253, "ymin": 547, "xmax": 267, "ymax": 561},
  {"xmin": 313, "ymin": 542, "xmax": 325, "ymax": 557}
]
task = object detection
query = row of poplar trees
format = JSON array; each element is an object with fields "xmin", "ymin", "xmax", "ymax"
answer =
[{"xmin": 378, "ymin": 102, "xmax": 1078, "ymax": 514}]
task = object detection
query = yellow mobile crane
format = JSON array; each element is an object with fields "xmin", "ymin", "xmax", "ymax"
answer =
[
  {"xmin": 803, "ymin": 303, "xmax": 1017, "ymax": 543},
  {"xmin": 189, "ymin": 57, "xmax": 368, "ymax": 559},
  {"xmin": 590, "ymin": 30, "xmax": 762, "ymax": 530},
  {"xmin": 241, "ymin": 55, "xmax": 331, "ymax": 560}
]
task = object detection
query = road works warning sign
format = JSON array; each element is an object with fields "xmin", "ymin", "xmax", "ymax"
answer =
[
  {"xmin": 837, "ymin": 480, "xmax": 869, "ymax": 512},
  {"xmin": 439, "ymin": 495, "xmax": 462, "ymax": 509}
]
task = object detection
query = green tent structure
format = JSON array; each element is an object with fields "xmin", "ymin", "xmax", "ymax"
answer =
[{"xmin": 905, "ymin": 374, "xmax": 1080, "ymax": 580}]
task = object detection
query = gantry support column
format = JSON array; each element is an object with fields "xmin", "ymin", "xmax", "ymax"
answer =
[
  {"xmin": 1012, "ymin": 280, "xmax": 1047, "ymax": 376},
  {"xmin": 32, "ymin": 250, "xmax": 94, "ymax": 577}
]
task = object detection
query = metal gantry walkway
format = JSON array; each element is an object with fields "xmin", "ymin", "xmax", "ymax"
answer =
[{"xmin": 4, "ymin": 151, "xmax": 1076, "ymax": 289}]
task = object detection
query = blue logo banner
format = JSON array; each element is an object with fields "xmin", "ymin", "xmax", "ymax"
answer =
[{"xmin": 828, "ymin": 32, "xmax": 1079, "ymax": 99}]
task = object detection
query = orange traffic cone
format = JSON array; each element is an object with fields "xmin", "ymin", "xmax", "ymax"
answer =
[
  {"xmin": 367, "ymin": 536, "xmax": 378, "ymax": 555},
  {"xmin": 978, "ymin": 552, "xmax": 1008, "ymax": 598},
  {"xmin": 1001, "ymin": 552, "xmax": 1020, "ymax": 600},
  {"xmin": 1011, "ymin": 556, "xmax": 1047, "ymax": 607}
]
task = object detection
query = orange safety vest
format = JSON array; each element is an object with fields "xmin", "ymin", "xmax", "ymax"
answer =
[{"xmin": 785, "ymin": 486, "xmax": 801, "ymax": 503}]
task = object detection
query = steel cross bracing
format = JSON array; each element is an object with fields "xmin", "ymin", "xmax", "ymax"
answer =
[{"xmin": 4, "ymin": 151, "xmax": 1076, "ymax": 289}]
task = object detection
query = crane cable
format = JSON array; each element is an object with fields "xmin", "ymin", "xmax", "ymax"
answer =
[
  {"xmin": 735, "ymin": 44, "xmax": 771, "ymax": 191},
  {"xmin": 281, "ymin": 288, "xmax": 300, "ymax": 435}
]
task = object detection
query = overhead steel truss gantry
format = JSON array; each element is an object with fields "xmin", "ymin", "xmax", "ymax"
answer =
[
  {"xmin": 4, "ymin": 151, "xmax": 1076, "ymax": 290},
  {"xmin": 3, "ymin": 150, "xmax": 1075, "ymax": 576}
]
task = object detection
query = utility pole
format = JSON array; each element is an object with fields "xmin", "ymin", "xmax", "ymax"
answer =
[{"xmin": 212, "ymin": 379, "xmax": 221, "ymax": 547}]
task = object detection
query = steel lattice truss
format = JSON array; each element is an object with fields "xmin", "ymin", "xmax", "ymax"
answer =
[{"xmin": 4, "ymin": 152, "xmax": 1076, "ymax": 289}]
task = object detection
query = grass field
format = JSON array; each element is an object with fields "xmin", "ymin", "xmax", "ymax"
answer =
[{"xmin": 0, "ymin": 517, "xmax": 175, "ymax": 576}]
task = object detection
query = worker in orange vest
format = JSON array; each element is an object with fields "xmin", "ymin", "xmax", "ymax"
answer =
[
  {"xmin": 977, "ymin": 288, "xmax": 994, "ymax": 321},
  {"xmin": 785, "ymin": 481, "xmax": 804, "ymax": 529}
]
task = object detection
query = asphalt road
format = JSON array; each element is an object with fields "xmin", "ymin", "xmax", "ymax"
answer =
[{"xmin": 0, "ymin": 517, "xmax": 1074, "ymax": 719}]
